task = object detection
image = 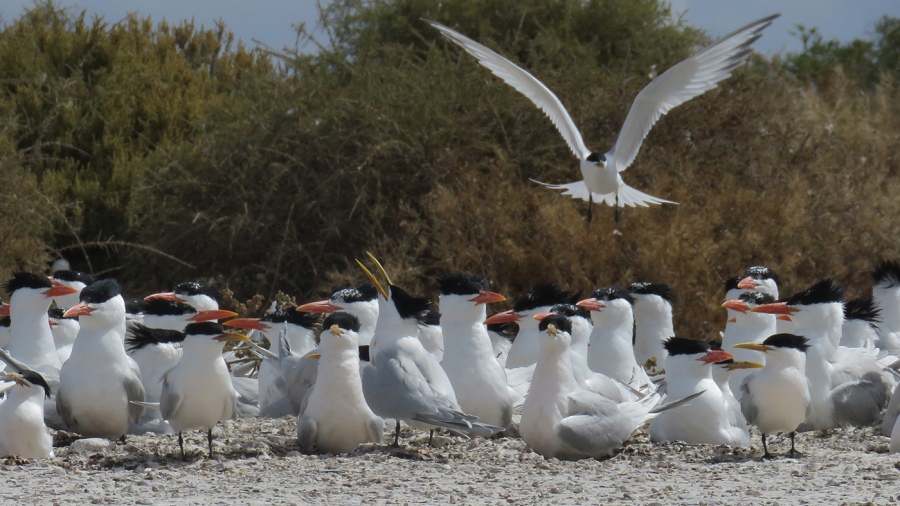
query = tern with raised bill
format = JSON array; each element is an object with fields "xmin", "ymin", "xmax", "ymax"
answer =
[{"xmin": 427, "ymin": 15, "xmax": 779, "ymax": 224}]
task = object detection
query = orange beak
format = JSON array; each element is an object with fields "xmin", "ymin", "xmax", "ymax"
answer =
[
  {"xmin": 188, "ymin": 309, "xmax": 238, "ymax": 322},
  {"xmin": 43, "ymin": 281, "xmax": 78, "ymax": 298},
  {"xmin": 223, "ymin": 318, "xmax": 270, "ymax": 331},
  {"xmin": 750, "ymin": 302, "xmax": 799, "ymax": 316},
  {"xmin": 700, "ymin": 349, "xmax": 734, "ymax": 365},
  {"xmin": 727, "ymin": 317, "xmax": 737, "ymax": 323},
  {"xmin": 0, "ymin": 304, "xmax": 9, "ymax": 317},
  {"xmin": 484, "ymin": 309, "xmax": 524, "ymax": 325},
  {"xmin": 144, "ymin": 291, "xmax": 185, "ymax": 303},
  {"xmin": 737, "ymin": 276, "xmax": 760, "ymax": 290},
  {"xmin": 576, "ymin": 298, "xmax": 605, "ymax": 312},
  {"xmin": 532, "ymin": 311, "xmax": 553, "ymax": 321},
  {"xmin": 296, "ymin": 300, "xmax": 343, "ymax": 314},
  {"xmin": 64, "ymin": 302, "xmax": 96, "ymax": 318},
  {"xmin": 468, "ymin": 291, "xmax": 506, "ymax": 305},
  {"xmin": 722, "ymin": 299, "xmax": 750, "ymax": 313}
]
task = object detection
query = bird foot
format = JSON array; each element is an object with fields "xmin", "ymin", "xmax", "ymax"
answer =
[
  {"xmin": 761, "ymin": 452, "xmax": 776, "ymax": 460},
  {"xmin": 787, "ymin": 449, "xmax": 803, "ymax": 459}
]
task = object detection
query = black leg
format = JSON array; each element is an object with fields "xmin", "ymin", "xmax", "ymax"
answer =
[
  {"xmin": 587, "ymin": 195, "xmax": 593, "ymax": 223},
  {"xmin": 208, "ymin": 428, "xmax": 214, "ymax": 458},
  {"xmin": 393, "ymin": 420, "xmax": 401, "ymax": 447},
  {"xmin": 761, "ymin": 433, "xmax": 773, "ymax": 460},
  {"xmin": 119, "ymin": 435, "xmax": 126, "ymax": 444},
  {"xmin": 179, "ymin": 431, "xmax": 186, "ymax": 461},
  {"xmin": 788, "ymin": 432, "xmax": 802, "ymax": 458},
  {"xmin": 428, "ymin": 429, "xmax": 435, "ymax": 447}
]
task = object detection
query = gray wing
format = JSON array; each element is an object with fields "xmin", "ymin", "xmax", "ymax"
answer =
[
  {"xmin": 125, "ymin": 358, "xmax": 146, "ymax": 423},
  {"xmin": 297, "ymin": 415, "xmax": 317, "ymax": 452},
  {"xmin": 159, "ymin": 373, "xmax": 183, "ymax": 422},
  {"xmin": 0, "ymin": 348, "xmax": 28, "ymax": 374},
  {"xmin": 738, "ymin": 378, "xmax": 758, "ymax": 425},
  {"xmin": 230, "ymin": 376, "xmax": 259, "ymax": 418},
  {"xmin": 557, "ymin": 391, "xmax": 640, "ymax": 458},
  {"xmin": 609, "ymin": 14, "xmax": 779, "ymax": 172},
  {"xmin": 283, "ymin": 355, "xmax": 319, "ymax": 415},
  {"xmin": 427, "ymin": 20, "xmax": 590, "ymax": 159},
  {"xmin": 831, "ymin": 371, "xmax": 890, "ymax": 427},
  {"xmin": 222, "ymin": 382, "xmax": 238, "ymax": 422},
  {"xmin": 55, "ymin": 384, "xmax": 77, "ymax": 430}
]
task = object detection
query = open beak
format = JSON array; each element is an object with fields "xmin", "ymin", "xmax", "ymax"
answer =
[
  {"xmin": 214, "ymin": 332, "xmax": 252, "ymax": 343},
  {"xmin": 546, "ymin": 324, "xmax": 559, "ymax": 337},
  {"xmin": 732, "ymin": 342, "xmax": 774, "ymax": 353},
  {"xmin": 357, "ymin": 252, "xmax": 391, "ymax": 300},
  {"xmin": 576, "ymin": 298, "xmax": 605, "ymax": 312},
  {"xmin": 144, "ymin": 291, "xmax": 185, "ymax": 303},
  {"xmin": 721, "ymin": 299, "xmax": 750, "ymax": 313},
  {"xmin": 63, "ymin": 302, "xmax": 96, "ymax": 318},
  {"xmin": 43, "ymin": 281, "xmax": 78, "ymax": 298},
  {"xmin": 329, "ymin": 324, "xmax": 343, "ymax": 336},
  {"xmin": 737, "ymin": 277, "xmax": 760, "ymax": 290},
  {"xmin": 189, "ymin": 309, "xmax": 238, "ymax": 322},
  {"xmin": 750, "ymin": 302, "xmax": 798, "ymax": 317},
  {"xmin": 532, "ymin": 311, "xmax": 553, "ymax": 321},
  {"xmin": 700, "ymin": 349, "xmax": 734, "ymax": 365},
  {"xmin": 468, "ymin": 291, "xmax": 506, "ymax": 305},
  {"xmin": 724, "ymin": 360, "xmax": 765, "ymax": 371},
  {"xmin": 296, "ymin": 300, "xmax": 344, "ymax": 314},
  {"xmin": 223, "ymin": 318, "xmax": 270, "ymax": 331},
  {"xmin": 484, "ymin": 309, "xmax": 524, "ymax": 325}
]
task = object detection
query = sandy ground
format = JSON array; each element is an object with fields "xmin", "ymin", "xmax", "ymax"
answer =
[{"xmin": 2, "ymin": 418, "xmax": 898, "ymax": 505}]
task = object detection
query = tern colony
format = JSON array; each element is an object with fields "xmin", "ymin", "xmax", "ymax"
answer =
[
  {"xmin": 2, "ymin": 15, "xmax": 900, "ymax": 460},
  {"xmin": 2, "ymin": 256, "xmax": 900, "ymax": 461}
]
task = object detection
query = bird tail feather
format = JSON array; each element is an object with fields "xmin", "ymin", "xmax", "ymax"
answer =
[{"xmin": 530, "ymin": 179, "xmax": 676, "ymax": 207}]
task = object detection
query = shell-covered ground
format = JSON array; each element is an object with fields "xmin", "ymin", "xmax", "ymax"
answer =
[{"xmin": 2, "ymin": 418, "xmax": 899, "ymax": 505}]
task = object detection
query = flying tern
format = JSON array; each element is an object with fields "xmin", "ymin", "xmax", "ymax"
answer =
[{"xmin": 427, "ymin": 15, "xmax": 779, "ymax": 224}]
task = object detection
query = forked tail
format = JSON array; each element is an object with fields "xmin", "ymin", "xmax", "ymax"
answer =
[{"xmin": 531, "ymin": 179, "xmax": 677, "ymax": 208}]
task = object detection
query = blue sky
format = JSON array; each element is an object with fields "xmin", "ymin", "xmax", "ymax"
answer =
[{"xmin": 1, "ymin": 1, "xmax": 898, "ymax": 56}]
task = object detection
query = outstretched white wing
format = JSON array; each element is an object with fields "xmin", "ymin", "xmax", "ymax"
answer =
[
  {"xmin": 428, "ymin": 20, "xmax": 591, "ymax": 160},
  {"xmin": 609, "ymin": 14, "xmax": 779, "ymax": 173}
]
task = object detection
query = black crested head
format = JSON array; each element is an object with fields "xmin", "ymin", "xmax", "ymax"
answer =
[
  {"xmin": 358, "ymin": 345, "xmax": 370, "ymax": 362},
  {"xmin": 125, "ymin": 299, "xmax": 145, "ymax": 314},
  {"xmin": 628, "ymin": 282, "xmax": 675, "ymax": 303},
  {"xmin": 844, "ymin": 296, "xmax": 881, "ymax": 324},
  {"xmin": 52, "ymin": 270, "xmax": 95, "ymax": 285},
  {"xmin": 417, "ymin": 309, "xmax": 441, "ymax": 326},
  {"xmin": 586, "ymin": 152, "xmax": 605, "ymax": 163},
  {"xmin": 739, "ymin": 291, "xmax": 775, "ymax": 306},
  {"xmin": 549, "ymin": 303, "xmax": 590, "ymax": 320},
  {"xmin": 184, "ymin": 321, "xmax": 225, "ymax": 336},
  {"xmin": 744, "ymin": 266, "xmax": 779, "ymax": 283},
  {"xmin": 135, "ymin": 298, "xmax": 196, "ymax": 316},
  {"xmin": 6, "ymin": 272, "xmax": 52, "ymax": 294},
  {"xmin": 389, "ymin": 285, "xmax": 434, "ymax": 320},
  {"xmin": 724, "ymin": 275, "xmax": 741, "ymax": 293},
  {"xmin": 331, "ymin": 284, "xmax": 378, "ymax": 304},
  {"xmin": 323, "ymin": 312, "xmax": 362, "ymax": 333},
  {"xmin": 80, "ymin": 279, "xmax": 121, "ymax": 304},
  {"xmin": 708, "ymin": 338, "xmax": 723, "ymax": 350},
  {"xmin": 514, "ymin": 284, "xmax": 577, "ymax": 313},
  {"xmin": 125, "ymin": 323, "xmax": 186, "ymax": 351},
  {"xmin": 538, "ymin": 314, "xmax": 572, "ymax": 335},
  {"xmin": 590, "ymin": 286, "xmax": 635, "ymax": 305},
  {"xmin": 663, "ymin": 336, "xmax": 709, "ymax": 356},
  {"xmin": 763, "ymin": 333, "xmax": 810, "ymax": 352},
  {"xmin": 872, "ymin": 260, "xmax": 900, "ymax": 288},
  {"xmin": 21, "ymin": 370, "xmax": 52, "ymax": 398},
  {"xmin": 174, "ymin": 281, "xmax": 221, "ymax": 302},
  {"xmin": 786, "ymin": 279, "xmax": 844, "ymax": 306},
  {"xmin": 263, "ymin": 308, "xmax": 322, "ymax": 330},
  {"xmin": 436, "ymin": 273, "xmax": 485, "ymax": 296}
]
